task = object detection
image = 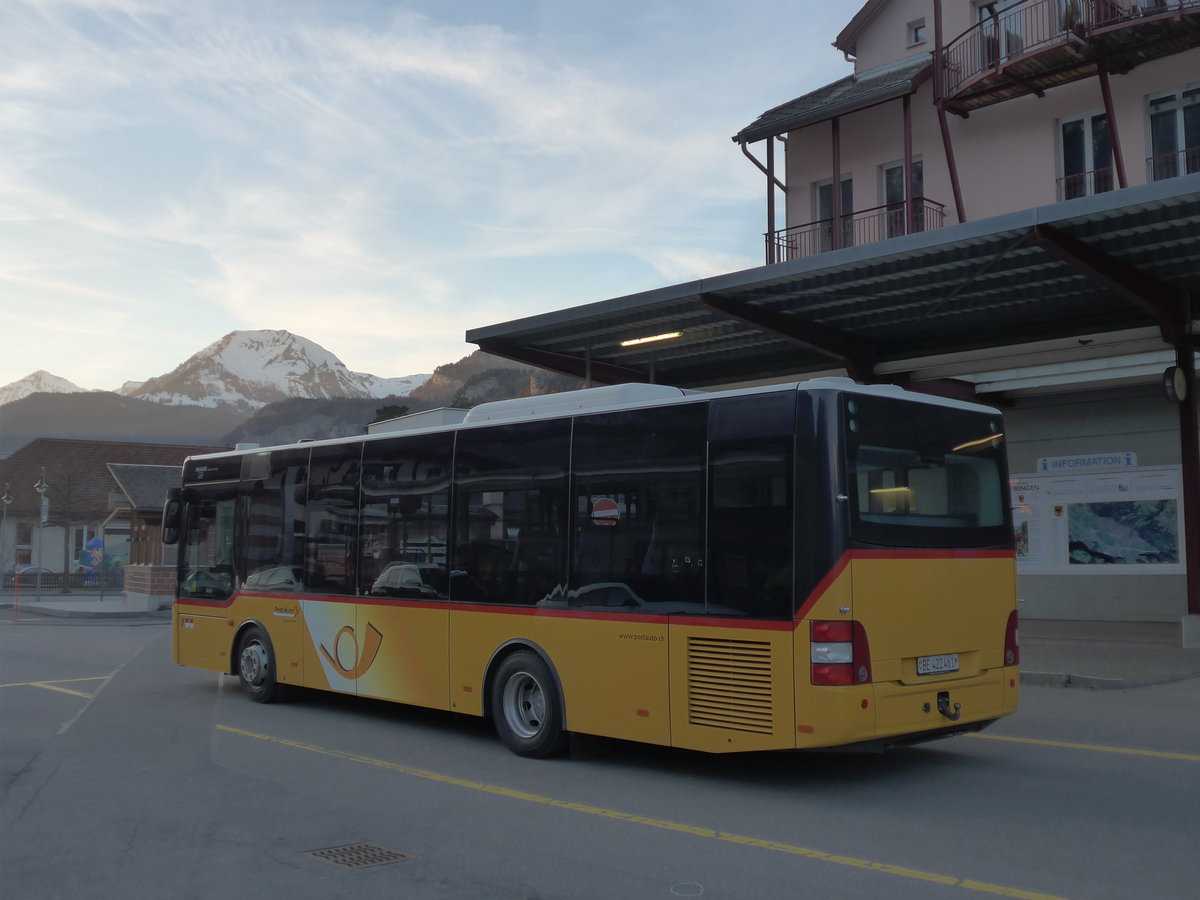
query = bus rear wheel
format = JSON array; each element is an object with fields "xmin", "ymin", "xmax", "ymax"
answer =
[
  {"xmin": 237, "ymin": 625, "xmax": 284, "ymax": 703},
  {"xmin": 490, "ymin": 650, "xmax": 567, "ymax": 758}
]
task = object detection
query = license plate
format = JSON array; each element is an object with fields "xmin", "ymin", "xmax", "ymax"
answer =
[{"xmin": 917, "ymin": 653, "xmax": 960, "ymax": 675}]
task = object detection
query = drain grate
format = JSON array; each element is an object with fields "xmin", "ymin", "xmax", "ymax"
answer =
[{"xmin": 305, "ymin": 843, "xmax": 413, "ymax": 870}]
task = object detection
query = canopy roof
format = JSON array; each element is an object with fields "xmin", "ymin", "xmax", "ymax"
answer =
[{"xmin": 467, "ymin": 176, "xmax": 1200, "ymax": 392}]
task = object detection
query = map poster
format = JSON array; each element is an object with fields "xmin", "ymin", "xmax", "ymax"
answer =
[
  {"xmin": 1009, "ymin": 465, "xmax": 1184, "ymax": 575},
  {"xmin": 1066, "ymin": 499, "xmax": 1179, "ymax": 565}
]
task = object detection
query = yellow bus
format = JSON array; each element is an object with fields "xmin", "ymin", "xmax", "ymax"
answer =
[{"xmin": 164, "ymin": 379, "xmax": 1019, "ymax": 757}]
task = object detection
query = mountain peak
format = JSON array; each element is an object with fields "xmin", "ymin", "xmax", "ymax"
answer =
[
  {"xmin": 116, "ymin": 330, "xmax": 429, "ymax": 413},
  {"xmin": 0, "ymin": 370, "xmax": 86, "ymax": 406}
]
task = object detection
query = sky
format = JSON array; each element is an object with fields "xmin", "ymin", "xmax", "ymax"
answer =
[{"xmin": 0, "ymin": 0, "xmax": 853, "ymax": 390}]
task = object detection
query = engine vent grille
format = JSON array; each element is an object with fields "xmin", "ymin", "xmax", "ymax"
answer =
[{"xmin": 687, "ymin": 637, "xmax": 774, "ymax": 734}]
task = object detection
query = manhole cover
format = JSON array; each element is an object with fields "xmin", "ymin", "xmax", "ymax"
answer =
[{"xmin": 305, "ymin": 843, "xmax": 413, "ymax": 869}]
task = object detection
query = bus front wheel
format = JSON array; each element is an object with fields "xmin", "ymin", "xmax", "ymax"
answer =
[
  {"xmin": 236, "ymin": 625, "xmax": 284, "ymax": 703},
  {"xmin": 490, "ymin": 650, "xmax": 567, "ymax": 758}
]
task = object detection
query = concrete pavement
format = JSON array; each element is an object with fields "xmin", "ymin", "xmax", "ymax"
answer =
[{"xmin": 3, "ymin": 592, "xmax": 1198, "ymax": 687}]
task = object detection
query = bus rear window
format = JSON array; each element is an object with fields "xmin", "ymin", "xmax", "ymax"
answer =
[{"xmin": 844, "ymin": 395, "xmax": 1010, "ymax": 549}]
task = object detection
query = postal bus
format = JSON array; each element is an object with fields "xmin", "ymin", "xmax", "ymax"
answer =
[{"xmin": 164, "ymin": 378, "xmax": 1019, "ymax": 757}]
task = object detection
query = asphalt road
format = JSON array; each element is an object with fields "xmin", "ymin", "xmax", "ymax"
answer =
[{"xmin": 2, "ymin": 617, "xmax": 1198, "ymax": 900}]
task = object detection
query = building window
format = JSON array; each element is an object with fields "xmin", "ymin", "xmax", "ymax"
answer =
[
  {"xmin": 814, "ymin": 177, "xmax": 853, "ymax": 251},
  {"xmin": 882, "ymin": 159, "xmax": 924, "ymax": 237},
  {"xmin": 975, "ymin": 0, "xmax": 1025, "ymax": 65},
  {"xmin": 1059, "ymin": 112, "xmax": 1113, "ymax": 200},
  {"xmin": 1148, "ymin": 86, "xmax": 1200, "ymax": 181},
  {"xmin": 907, "ymin": 18, "xmax": 927, "ymax": 46}
]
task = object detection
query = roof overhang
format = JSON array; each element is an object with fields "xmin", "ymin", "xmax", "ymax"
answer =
[
  {"xmin": 467, "ymin": 175, "xmax": 1200, "ymax": 395},
  {"xmin": 734, "ymin": 55, "xmax": 930, "ymax": 144},
  {"xmin": 833, "ymin": 0, "xmax": 889, "ymax": 58}
]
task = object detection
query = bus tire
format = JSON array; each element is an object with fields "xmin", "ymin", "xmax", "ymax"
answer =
[
  {"xmin": 490, "ymin": 650, "xmax": 567, "ymax": 758},
  {"xmin": 236, "ymin": 625, "xmax": 284, "ymax": 703}
]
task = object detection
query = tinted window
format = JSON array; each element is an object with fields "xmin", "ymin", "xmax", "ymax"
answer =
[
  {"xmin": 567, "ymin": 404, "xmax": 706, "ymax": 612},
  {"xmin": 707, "ymin": 440, "xmax": 793, "ymax": 618},
  {"xmin": 453, "ymin": 421, "xmax": 570, "ymax": 605},
  {"xmin": 844, "ymin": 395, "xmax": 1010, "ymax": 549},
  {"xmin": 179, "ymin": 490, "xmax": 236, "ymax": 601},
  {"xmin": 361, "ymin": 433, "xmax": 452, "ymax": 598},
  {"xmin": 242, "ymin": 448, "xmax": 308, "ymax": 590},
  {"xmin": 305, "ymin": 444, "xmax": 361, "ymax": 595}
]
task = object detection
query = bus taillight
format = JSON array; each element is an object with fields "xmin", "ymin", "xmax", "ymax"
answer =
[
  {"xmin": 810, "ymin": 620, "xmax": 872, "ymax": 686},
  {"xmin": 1004, "ymin": 610, "xmax": 1020, "ymax": 666}
]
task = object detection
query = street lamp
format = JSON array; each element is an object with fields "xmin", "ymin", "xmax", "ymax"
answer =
[
  {"xmin": 34, "ymin": 469, "xmax": 47, "ymax": 602},
  {"xmin": 1, "ymin": 483, "xmax": 11, "ymax": 582}
]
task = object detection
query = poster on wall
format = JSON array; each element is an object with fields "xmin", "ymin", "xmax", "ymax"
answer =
[{"xmin": 1009, "ymin": 460, "xmax": 1184, "ymax": 575}]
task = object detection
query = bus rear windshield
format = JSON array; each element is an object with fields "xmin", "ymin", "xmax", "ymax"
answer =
[{"xmin": 844, "ymin": 395, "xmax": 1010, "ymax": 549}]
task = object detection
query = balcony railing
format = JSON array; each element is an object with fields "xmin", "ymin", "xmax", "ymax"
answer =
[
  {"xmin": 1147, "ymin": 146, "xmax": 1200, "ymax": 182},
  {"xmin": 942, "ymin": 0, "xmax": 1200, "ymax": 112},
  {"xmin": 766, "ymin": 199, "xmax": 946, "ymax": 264},
  {"xmin": 1057, "ymin": 166, "xmax": 1116, "ymax": 200}
]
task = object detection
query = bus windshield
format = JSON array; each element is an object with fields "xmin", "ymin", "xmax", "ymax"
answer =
[{"xmin": 844, "ymin": 394, "xmax": 1010, "ymax": 549}]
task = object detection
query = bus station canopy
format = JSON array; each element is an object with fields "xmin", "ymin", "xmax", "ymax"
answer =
[{"xmin": 466, "ymin": 175, "xmax": 1200, "ymax": 391}]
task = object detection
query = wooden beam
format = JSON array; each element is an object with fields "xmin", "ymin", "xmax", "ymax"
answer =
[
  {"xmin": 473, "ymin": 339, "xmax": 644, "ymax": 386},
  {"xmin": 1032, "ymin": 225, "xmax": 1187, "ymax": 344},
  {"xmin": 701, "ymin": 293, "xmax": 876, "ymax": 383}
]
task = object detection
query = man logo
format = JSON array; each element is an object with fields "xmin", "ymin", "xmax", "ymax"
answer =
[{"xmin": 319, "ymin": 623, "xmax": 383, "ymax": 679}]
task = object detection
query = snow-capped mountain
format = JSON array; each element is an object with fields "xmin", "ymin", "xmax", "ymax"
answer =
[
  {"xmin": 117, "ymin": 330, "xmax": 430, "ymax": 413},
  {"xmin": 0, "ymin": 370, "xmax": 86, "ymax": 406}
]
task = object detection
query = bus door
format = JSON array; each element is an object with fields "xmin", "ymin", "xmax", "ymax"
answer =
[
  {"xmin": 174, "ymin": 486, "xmax": 238, "ymax": 673},
  {"xmin": 238, "ymin": 449, "xmax": 309, "ymax": 688},
  {"xmin": 344, "ymin": 434, "xmax": 452, "ymax": 710}
]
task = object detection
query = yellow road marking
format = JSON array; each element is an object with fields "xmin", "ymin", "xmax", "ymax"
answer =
[
  {"xmin": 30, "ymin": 682, "xmax": 95, "ymax": 698},
  {"xmin": 0, "ymin": 676, "xmax": 105, "ymax": 698},
  {"xmin": 967, "ymin": 732, "xmax": 1200, "ymax": 763},
  {"xmin": 217, "ymin": 724, "xmax": 1067, "ymax": 900}
]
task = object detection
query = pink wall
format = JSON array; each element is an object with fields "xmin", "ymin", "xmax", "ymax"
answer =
[
  {"xmin": 783, "ymin": 40, "xmax": 1200, "ymax": 232},
  {"xmin": 852, "ymin": 1, "xmax": 933, "ymax": 72}
]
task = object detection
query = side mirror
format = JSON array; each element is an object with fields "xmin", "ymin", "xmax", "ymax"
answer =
[{"xmin": 162, "ymin": 489, "xmax": 183, "ymax": 545}]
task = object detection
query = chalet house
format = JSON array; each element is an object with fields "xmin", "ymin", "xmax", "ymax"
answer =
[
  {"xmin": 0, "ymin": 440, "xmax": 216, "ymax": 601},
  {"xmin": 735, "ymin": 0, "xmax": 1198, "ymax": 261}
]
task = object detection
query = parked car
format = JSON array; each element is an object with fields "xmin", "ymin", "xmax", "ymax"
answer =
[
  {"xmin": 369, "ymin": 564, "xmax": 448, "ymax": 599},
  {"xmin": 243, "ymin": 566, "xmax": 304, "ymax": 592}
]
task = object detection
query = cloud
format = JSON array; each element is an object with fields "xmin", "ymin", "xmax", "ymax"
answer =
[{"xmin": 0, "ymin": 0, "xmax": 853, "ymax": 388}]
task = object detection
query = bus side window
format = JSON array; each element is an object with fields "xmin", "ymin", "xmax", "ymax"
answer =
[
  {"xmin": 453, "ymin": 421, "xmax": 570, "ymax": 605},
  {"xmin": 306, "ymin": 445, "xmax": 360, "ymax": 595},
  {"xmin": 706, "ymin": 392, "xmax": 795, "ymax": 619},
  {"xmin": 360, "ymin": 432, "xmax": 452, "ymax": 598},
  {"xmin": 570, "ymin": 404, "xmax": 706, "ymax": 612},
  {"xmin": 242, "ymin": 448, "xmax": 308, "ymax": 591},
  {"xmin": 707, "ymin": 442, "xmax": 792, "ymax": 619}
]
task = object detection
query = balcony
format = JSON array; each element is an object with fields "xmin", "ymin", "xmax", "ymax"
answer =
[
  {"xmin": 1147, "ymin": 146, "xmax": 1200, "ymax": 181},
  {"xmin": 942, "ymin": 0, "xmax": 1200, "ymax": 114},
  {"xmin": 1057, "ymin": 165, "xmax": 1116, "ymax": 200},
  {"xmin": 766, "ymin": 199, "xmax": 946, "ymax": 264}
]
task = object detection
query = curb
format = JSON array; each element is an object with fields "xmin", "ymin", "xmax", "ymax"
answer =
[
  {"xmin": 0, "ymin": 602, "xmax": 171, "ymax": 621},
  {"xmin": 1020, "ymin": 671, "xmax": 1129, "ymax": 689}
]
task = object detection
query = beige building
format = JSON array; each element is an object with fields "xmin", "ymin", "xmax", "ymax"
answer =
[{"xmin": 742, "ymin": 1, "xmax": 1197, "ymax": 253}]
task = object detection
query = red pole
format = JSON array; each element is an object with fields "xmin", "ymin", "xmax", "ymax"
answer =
[{"xmin": 1178, "ymin": 345, "xmax": 1200, "ymax": 616}]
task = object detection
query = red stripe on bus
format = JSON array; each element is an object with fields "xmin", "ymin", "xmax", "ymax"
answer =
[
  {"xmin": 450, "ymin": 603, "xmax": 668, "ymax": 625},
  {"xmin": 794, "ymin": 553, "xmax": 852, "ymax": 622}
]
